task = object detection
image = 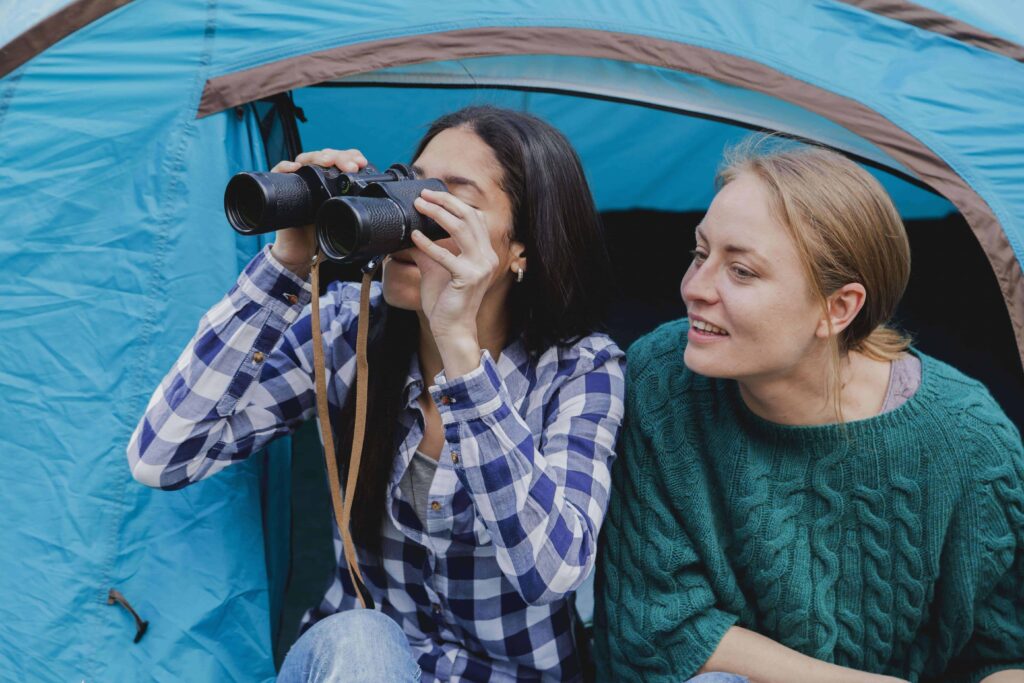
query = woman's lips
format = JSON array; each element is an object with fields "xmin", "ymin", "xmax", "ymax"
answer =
[
  {"xmin": 691, "ymin": 319, "xmax": 729, "ymax": 335},
  {"xmin": 688, "ymin": 316, "xmax": 730, "ymax": 343}
]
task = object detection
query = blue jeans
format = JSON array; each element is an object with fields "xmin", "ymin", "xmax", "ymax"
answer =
[
  {"xmin": 276, "ymin": 609, "xmax": 746, "ymax": 683},
  {"xmin": 277, "ymin": 609, "xmax": 421, "ymax": 683}
]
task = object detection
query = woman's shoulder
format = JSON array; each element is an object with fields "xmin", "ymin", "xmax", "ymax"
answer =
[
  {"xmin": 537, "ymin": 331, "xmax": 626, "ymax": 383},
  {"xmin": 915, "ymin": 350, "xmax": 1017, "ymax": 432},
  {"xmin": 913, "ymin": 349, "xmax": 1022, "ymax": 472},
  {"xmin": 626, "ymin": 318, "xmax": 689, "ymax": 368}
]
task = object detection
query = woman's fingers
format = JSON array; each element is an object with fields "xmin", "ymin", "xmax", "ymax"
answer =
[
  {"xmin": 413, "ymin": 195, "xmax": 464, "ymax": 237},
  {"xmin": 270, "ymin": 160, "xmax": 301, "ymax": 173},
  {"xmin": 410, "ymin": 230, "xmax": 462, "ymax": 273},
  {"xmin": 414, "ymin": 190, "xmax": 487, "ymax": 252},
  {"xmin": 291, "ymin": 148, "xmax": 368, "ymax": 172},
  {"xmin": 418, "ymin": 188, "xmax": 467, "ymax": 219}
]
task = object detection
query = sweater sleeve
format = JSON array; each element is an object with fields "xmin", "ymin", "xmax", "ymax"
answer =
[
  {"xmin": 944, "ymin": 414, "xmax": 1024, "ymax": 683},
  {"xmin": 593, "ymin": 353, "xmax": 737, "ymax": 682}
]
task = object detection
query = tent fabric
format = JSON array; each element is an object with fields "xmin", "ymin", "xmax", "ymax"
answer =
[
  {"xmin": 293, "ymin": 81, "xmax": 953, "ymax": 218},
  {"xmin": 1, "ymin": 1, "xmax": 1022, "ymax": 681},
  {"xmin": 320, "ymin": 56, "xmax": 924, "ymax": 176},
  {"xmin": 908, "ymin": 0, "xmax": 1024, "ymax": 46},
  {"xmin": 0, "ymin": 0, "xmax": 131, "ymax": 74},
  {"xmin": 836, "ymin": 0, "xmax": 1024, "ymax": 61},
  {"xmin": 189, "ymin": 8, "xmax": 1024, "ymax": 364}
]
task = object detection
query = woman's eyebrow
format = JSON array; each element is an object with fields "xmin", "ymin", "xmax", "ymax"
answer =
[
  {"xmin": 411, "ymin": 165, "xmax": 483, "ymax": 195},
  {"xmin": 696, "ymin": 225, "xmax": 767, "ymax": 262}
]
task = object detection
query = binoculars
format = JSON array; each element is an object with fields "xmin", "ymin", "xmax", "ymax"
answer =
[{"xmin": 223, "ymin": 163, "xmax": 448, "ymax": 263}]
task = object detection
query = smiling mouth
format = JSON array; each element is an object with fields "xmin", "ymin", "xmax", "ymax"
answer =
[{"xmin": 692, "ymin": 319, "xmax": 729, "ymax": 336}]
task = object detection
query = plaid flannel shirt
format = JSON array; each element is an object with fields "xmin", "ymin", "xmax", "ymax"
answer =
[{"xmin": 127, "ymin": 245, "xmax": 626, "ymax": 682}]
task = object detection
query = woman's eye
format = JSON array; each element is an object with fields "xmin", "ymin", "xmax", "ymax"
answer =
[
  {"xmin": 731, "ymin": 265, "xmax": 755, "ymax": 279},
  {"xmin": 690, "ymin": 248, "xmax": 708, "ymax": 263}
]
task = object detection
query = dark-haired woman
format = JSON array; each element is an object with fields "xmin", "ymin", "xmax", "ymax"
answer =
[{"xmin": 127, "ymin": 106, "xmax": 626, "ymax": 681}]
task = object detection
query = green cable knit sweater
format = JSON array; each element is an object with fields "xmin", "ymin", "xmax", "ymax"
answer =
[{"xmin": 594, "ymin": 319, "xmax": 1024, "ymax": 683}]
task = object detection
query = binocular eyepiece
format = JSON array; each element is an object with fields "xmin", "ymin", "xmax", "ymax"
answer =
[{"xmin": 223, "ymin": 163, "xmax": 448, "ymax": 263}]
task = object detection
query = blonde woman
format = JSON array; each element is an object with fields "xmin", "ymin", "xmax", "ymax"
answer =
[{"xmin": 594, "ymin": 140, "xmax": 1024, "ymax": 683}]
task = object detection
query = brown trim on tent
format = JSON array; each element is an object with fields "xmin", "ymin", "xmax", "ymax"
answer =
[
  {"xmin": 837, "ymin": 0, "xmax": 1024, "ymax": 63},
  {"xmin": 197, "ymin": 27, "xmax": 1024, "ymax": 367},
  {"xmin": 0, "ymin": 0, "xmax": 134, "ymax": 78}
]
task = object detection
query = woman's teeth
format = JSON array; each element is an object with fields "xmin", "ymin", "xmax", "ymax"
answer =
[{"xmin": 693, "ymin": 320, "xmax": 728, "ymax": 336}]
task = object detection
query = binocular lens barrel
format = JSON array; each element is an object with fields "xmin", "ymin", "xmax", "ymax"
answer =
[
  {"xmin": 224, "ymin": 162, "xmax": 446, "ymax": 263},
  {"xmin": 316, "ymin": 196, "xmax": 407, "ymax": 261},
  {"xmin": 224, "ymin": 172, "xmax": 312, "ymax": 235}
]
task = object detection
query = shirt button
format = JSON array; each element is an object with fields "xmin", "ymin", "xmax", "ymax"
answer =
[
  {"xmin": 430, "ymin": 500, "xmax": 441, "ymax": 512},
  {"xmin": 450, "ymin": 451, "xmax": 459, "ymax": 464},
  {"xmin": 284, "ymin": 293, "xmax": 299, "ymax": 305},
  {"xmin": 440, "ymin": 395, "xmax": 452, "ymax": 405},
  {"xmin": 252, "ymin": 351, "xmax": 265, "ymax": 363},
  {"xmin": 431, "ymin": 603, "xmax": 441, "ymax": 615}
]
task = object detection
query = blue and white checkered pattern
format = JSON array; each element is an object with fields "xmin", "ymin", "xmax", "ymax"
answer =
[{"xmin": 128, "ymin": 245, "xmax": 626, "ymax": 682}]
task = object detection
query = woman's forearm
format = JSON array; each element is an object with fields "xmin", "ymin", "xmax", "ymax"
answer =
[
  {"xmin": 980, "ymin": 671, "xmax": 1024, "ymax": 682},
  {"xmin": 702, "ymin": 627, "xmax": 907, "ymax": 683}
]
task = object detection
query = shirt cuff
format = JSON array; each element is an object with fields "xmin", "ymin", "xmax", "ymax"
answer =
[
  {"xmin": 235, "ymin": 244, "xmax": 313, "ymax": 321},
  {"xmin": 429, "ymin": 350, "xmax": 506, "ymax": 425}
]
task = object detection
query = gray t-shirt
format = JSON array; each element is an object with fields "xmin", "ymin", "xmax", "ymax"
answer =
[
  {"xmin": 399, "ymin": 450, "xmax": 439, "ymax": 529},
  {"xmin": 880, "ymin": 353, "xmax": 922, "ymax": 414}
]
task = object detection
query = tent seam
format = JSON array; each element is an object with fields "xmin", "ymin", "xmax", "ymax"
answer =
[{"xmin": 204, "ymin": 22, "xmax": 1016, "ymax": 240}]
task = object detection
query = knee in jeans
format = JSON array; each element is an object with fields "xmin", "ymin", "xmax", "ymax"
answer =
[
  {"xmin": 687, "ymin": 673, "xmax": 749, "ymax": 683},
  {"xmin": 300, "ymin": 609, "xmax": 405, "ymax": 658}
]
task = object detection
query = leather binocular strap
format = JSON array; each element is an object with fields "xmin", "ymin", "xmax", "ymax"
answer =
[{"xmin": 310, "ymin": 252, "xmax": 376, "ymax": 609}]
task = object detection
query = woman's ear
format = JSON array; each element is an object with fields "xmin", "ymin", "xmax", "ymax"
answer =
[
  {"xmin": 508, "ymin": 240, "xmax": 527, "ymax": 279},
  {"xmin": 815, "ymin": 282, "xmax": 867, "ymax": 339}
]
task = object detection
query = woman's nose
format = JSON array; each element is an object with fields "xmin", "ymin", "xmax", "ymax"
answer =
[{"xmin": 681, "ymin": 262, "xmax": 718, "ymax": 305}]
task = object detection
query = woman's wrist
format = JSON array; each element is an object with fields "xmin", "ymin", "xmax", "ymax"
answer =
[
  {"xmin": 433, "ymin": 327, "xmax": 482, "ymax": 380},
  {"xmin": 269, "ymin": 245, "xmax": 313, "ymax": 278}
]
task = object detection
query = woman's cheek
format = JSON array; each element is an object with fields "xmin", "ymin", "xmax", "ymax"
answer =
[{"xmin": 382, "ymin": 268, "xmax": 421, "ymax": 311}]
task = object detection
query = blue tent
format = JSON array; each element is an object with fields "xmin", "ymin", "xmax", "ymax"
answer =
[{"xmin": 2, "ymin": 1, "xmax": 1022, "ymax": 680}]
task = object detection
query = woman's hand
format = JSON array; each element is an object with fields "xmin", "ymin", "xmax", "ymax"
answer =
[
  {"xmin": 409, "ymin": 188, "xmax": 503, "ymax": 377},
  {"xmin": 269, "ymin": 148, "xmax": 368, "ymax": 277}
]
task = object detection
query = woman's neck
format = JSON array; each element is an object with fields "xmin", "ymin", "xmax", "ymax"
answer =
[{"xmin": 737, "ymin": 348, "xmax": 892, "ymax": 426}]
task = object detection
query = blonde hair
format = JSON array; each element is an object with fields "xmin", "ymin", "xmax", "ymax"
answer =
[{"xmin": 718, "ymin": 136, "xmax": 912, "ymax": 416}]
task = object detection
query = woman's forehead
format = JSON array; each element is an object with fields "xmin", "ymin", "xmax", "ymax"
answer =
[
  {"xmin": 414, "ymin": 128, "xmax": 502, "ymax": 189},
  {"xmin": 702, "ymin": 175, "xmax": 802, "ymax": 267}
]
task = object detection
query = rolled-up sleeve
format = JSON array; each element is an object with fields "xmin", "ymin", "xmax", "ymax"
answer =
[{"xmin": 127, "ymin": 245, "xmax": 361, "ymax": 490}]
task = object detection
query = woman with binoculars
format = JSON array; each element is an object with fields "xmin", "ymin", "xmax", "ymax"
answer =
[{"xmin": 128, "ymin": 106, "xmax": 626, "ymax": 681}]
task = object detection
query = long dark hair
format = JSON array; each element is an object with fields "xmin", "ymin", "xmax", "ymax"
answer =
[{"xmin": 335, "ymin": 105, "xmax": 613, "ymax": 552}]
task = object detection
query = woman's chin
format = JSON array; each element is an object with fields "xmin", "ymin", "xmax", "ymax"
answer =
[{"xmin": 683, "ymin": 345, "xmax": 734, "ymax": 379}]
